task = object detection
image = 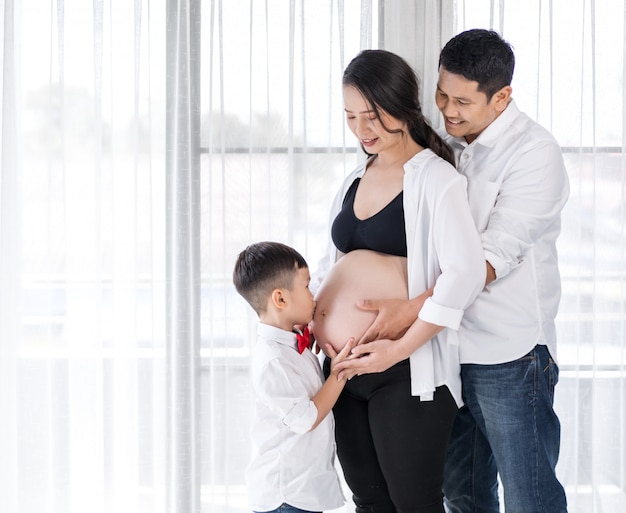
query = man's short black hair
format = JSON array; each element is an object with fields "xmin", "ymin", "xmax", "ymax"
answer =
[
  {"xmin": 439, "ymin": 29, "xmax": 515, "ymax": 101},
  {"xmin": 233, "ymin": 241, "xmax": 308, "ymax": 315}
]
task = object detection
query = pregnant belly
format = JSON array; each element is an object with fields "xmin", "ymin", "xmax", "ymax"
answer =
[{"xmin": 311, "ymin": 249, "xmax": 408, "ymax": 354}]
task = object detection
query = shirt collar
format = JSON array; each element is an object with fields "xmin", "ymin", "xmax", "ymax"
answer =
[
  {"xmin": 257, "ymin": 322, "xmax": 299, "ymax": 351},
  {"xmin": 447, "ymin": 98, "xmax": 520, "ymax": 150}
]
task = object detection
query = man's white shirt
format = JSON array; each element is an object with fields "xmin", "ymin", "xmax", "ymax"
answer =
[{"xmin": 442, "ymin": 99, "xmax": 570, "ymax": 365}]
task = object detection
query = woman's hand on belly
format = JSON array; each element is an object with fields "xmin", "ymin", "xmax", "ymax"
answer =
[
  {"xmin": 335, "ymin": 317, "xmax": 445, "ymax": 380},
  {"xmin": 334, "ymin": 337, "xmax": 400, "ymax": 380},
  {"xmin": 310, "ymin": 250, "xmax": 409, "ymax": 355}
]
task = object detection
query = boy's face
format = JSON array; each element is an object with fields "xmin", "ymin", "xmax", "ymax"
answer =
[
  {"xmin": 435, "ymin": 67, "xmax": 509, "ymax": 144},
  {"xmin": 286, "ymin": 266, "xmax": 316, "ymax": 325}
]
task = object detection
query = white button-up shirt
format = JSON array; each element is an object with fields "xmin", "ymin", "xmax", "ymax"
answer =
[
  {"xmin": 442, "ymin": 99, "xmax": 570, "ymax": 365},
  {"xmin": 246, "ymin": 322, "xmax": 344, "ymax": 512},
  {"xmin": 313, "ymin": 149, "xmax": 485, "ymax": 405}
]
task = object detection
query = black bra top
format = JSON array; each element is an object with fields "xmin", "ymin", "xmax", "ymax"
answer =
[{"xmin": 331, "ymin": 178, "xmax": 407, "ymax": 257}]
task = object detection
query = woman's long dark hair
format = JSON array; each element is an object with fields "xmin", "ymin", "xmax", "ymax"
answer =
[{"xmin": 343, "ymin": 49, "xmax": 455, "ymax": 167}]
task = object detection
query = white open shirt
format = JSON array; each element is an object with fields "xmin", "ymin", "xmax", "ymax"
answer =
[{"xmin": 312, "ymin": 149, "xmax": 485, "ymax": 406}]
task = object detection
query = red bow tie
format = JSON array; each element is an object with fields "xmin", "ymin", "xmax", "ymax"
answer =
[{"xmin": 295, "ymin": 326, "xmax": 311, "ymax": 354}]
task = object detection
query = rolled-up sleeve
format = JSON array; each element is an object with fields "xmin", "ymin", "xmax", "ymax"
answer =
[
  {"xmin": 419, "ymin": 297, "xmax": 464, "ymax": 329},
  {"xmin": 254, "ymin": 358, "xmax": 318, "ymax": 434},
  {"xmin": 282, "ymin": 398, "xmax": 319, "ymax": 434},
  {"xmin": 483, "ymin": 141, "xmax": 569, "ymax": 280},
  {"xmin": 415, "ymin": 168, "xmax": 485, "ymax": 328}
]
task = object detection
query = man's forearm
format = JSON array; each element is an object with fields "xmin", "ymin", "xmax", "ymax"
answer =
[{"xmin": 485, "ymin": 261, "xmax": 496, "ymax": 286}]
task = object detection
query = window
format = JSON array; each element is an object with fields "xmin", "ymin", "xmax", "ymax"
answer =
[
  {"xmin": 2, "ymin": 1, "xmax": 624, "ymax": 512},
  {"xmin": 199, "ymin": 1, "xmax": 379, "ymax": 510}
]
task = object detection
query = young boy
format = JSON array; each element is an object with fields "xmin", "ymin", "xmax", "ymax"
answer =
[{"xmin": 233, "ymin": 241, "xmax": 353, "ymax": 513}]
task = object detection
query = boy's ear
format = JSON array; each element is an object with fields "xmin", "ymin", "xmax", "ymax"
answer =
[{"xmin": 269, "ymin": 288, "xmax": 288, "ymax": 310}]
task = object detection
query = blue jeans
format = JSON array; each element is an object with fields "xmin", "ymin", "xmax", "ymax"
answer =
[
  {"xmin": 443, "ymin": 345, "xmax": 568, "ymax": 513},
  {"xmin": 254, "ymin": 504, "xmax": 320, "ymax": 513}
]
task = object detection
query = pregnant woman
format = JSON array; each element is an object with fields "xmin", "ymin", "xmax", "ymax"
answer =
[{"xmin": 310, "ymin": 50, "xmax": 486, "ymax": 513}]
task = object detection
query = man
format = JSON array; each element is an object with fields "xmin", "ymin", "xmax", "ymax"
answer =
[
  {"xmin": 344, "ymin": 29, "xmax": 570, "ymax": 512},
  {"xmin": 435, "ymin": 29, "xmax": 569, "ymax": 513}
]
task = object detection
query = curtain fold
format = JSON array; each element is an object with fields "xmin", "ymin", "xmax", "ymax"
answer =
[
  {"xmin": 0, "ymin": 2, "xmax": 20, "ymax": 511},
  {"xmin": 165, "ymin": 1, "xmax": 201, "ymax": 512},
  {"xmin": 380, "ymin": 0, "xmax": 455, "ymax": 128},
  {"xmin": 1, "ymin": 1, "xmax": 168, "ymax": 512}
]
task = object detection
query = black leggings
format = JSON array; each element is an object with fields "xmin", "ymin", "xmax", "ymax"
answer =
[{"xmin": 324, "ymin": 358, "xmax": 457, "ymax": 513}]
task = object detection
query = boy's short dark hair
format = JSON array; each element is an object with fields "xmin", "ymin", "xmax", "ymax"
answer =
[
  {"xmin": 439, "ymin": 28, "xmax": 515, "ymax": 101},
  {"xmin": 233, "ymin": 241, "xmax": 308, "ymax": 315}
]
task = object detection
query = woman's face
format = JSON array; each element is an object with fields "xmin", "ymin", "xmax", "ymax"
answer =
[{"xmin": 343, "ymin": 85, "xmax": 407, "ymax": 155}]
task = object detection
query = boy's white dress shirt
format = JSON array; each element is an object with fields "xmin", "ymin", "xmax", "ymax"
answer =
[
  {"xmin": 313, "ymin": 149, "xmax": 485, "ymax": 406},
  {"xmin": 441, "ymin": 99, "xmax": 570, "ymax": 365},
  {"xmin": 246, "ymin": 322, "xmax": 345, "ymax": 512}
]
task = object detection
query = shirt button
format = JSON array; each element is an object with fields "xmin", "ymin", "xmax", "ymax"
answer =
[{"xmin": 462, "ymin": 153, "xmax": 469, "ymax": 160}]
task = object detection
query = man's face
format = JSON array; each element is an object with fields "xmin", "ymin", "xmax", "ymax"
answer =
[{"xmin": 435, "ymin": 68, "xmax": 509, "ymax": 144}]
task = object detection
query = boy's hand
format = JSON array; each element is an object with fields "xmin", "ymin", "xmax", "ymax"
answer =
[{"xmin": 325, "ymin": 338, "xmax": 356, "ymax": 380}]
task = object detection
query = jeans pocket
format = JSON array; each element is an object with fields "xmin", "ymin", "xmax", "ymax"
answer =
[{"xmin": 544, "ymin": 357, "xmax": 559, "ymax": 401}]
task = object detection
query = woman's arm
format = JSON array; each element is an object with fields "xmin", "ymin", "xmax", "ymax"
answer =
[
  {"xmin": 356, "ymin": 260, "xmax": 494, "ymax": 345},
  {"xmin": 336, "ymin": 262, "xmax": 492, "ymax": 380}
]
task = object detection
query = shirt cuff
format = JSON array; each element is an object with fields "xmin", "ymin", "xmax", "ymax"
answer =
[
  {"xmin": 418, "ymin": 297, "xmax": 464, "ymax": 330},
  {"xmin": 282, "ymin": 398, "xmax": 318, "ymax": 434}
]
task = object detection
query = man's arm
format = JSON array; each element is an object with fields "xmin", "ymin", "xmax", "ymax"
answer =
[
  {"xmin": 485, "ymin": 261, "xmax": 496, "ymax": 286},
  {"xmin": 480, "ymin": 140, "xmax": 568, "ymax": 281},
  {"xmin": 356, "ymin": 287, "xmax": 433, "ymax": 345},
  {"xmin": 356, "ymin": 261, "xmax": 494, "ymax": 346}
]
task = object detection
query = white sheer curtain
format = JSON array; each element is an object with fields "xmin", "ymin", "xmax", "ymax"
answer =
[
  {"xmin": 1, "ymin": 1, "xmax": 168, "ymax": 512},
  {"xmin": 0, "ymin": 1, "xmax": 377, "ymax": 513},
  {"xmin": 381, "ymin": 0, "xmax": 455, "ymax": 127},
  {"xmin": 2, "ymin": 1, "xmax": 625, "ymax": 513}
]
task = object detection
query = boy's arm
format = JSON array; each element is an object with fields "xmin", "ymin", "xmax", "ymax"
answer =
[{"xmin": 308, "ymin": 338, "xmax": 355, "ymax": 431}]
